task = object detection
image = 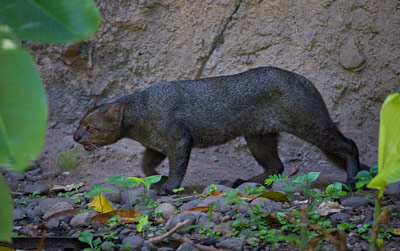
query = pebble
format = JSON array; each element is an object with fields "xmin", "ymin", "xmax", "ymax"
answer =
[
  {"xmin": 70, "ymin": 211, "xmax": 98, "ymax": 228},
  {"xmin": 180, "ymin": 199, "xmax": 201, "ymax": 211},
  {"xmin": 236, "ymin": 182, "xmax": 263, "ymax": 193},
  {"xmin": 43, "ymin": 202, "xmax": 74, "ymax": 220},
  {"xmin": 202, "ymin": 184, "xmax": 233, "ymax": 194},
  {"xmin": 24, "ymin": 184, "xmax": 50, "ymax": 195},
  {"xmin": 157, "ymin": 196, "xmax": 176, "ymax": 205},
  {"xmin": 6, "ymin": 170, "xmax": 25, "ymax": 181},
  {"xmin": 341, "ymin": 197, "xmax": 368, "ymax": 210},
  {"xmin": 165, "ymin": 212, "xmax": 213, "ymax": 234},
  {"xmin": 197, "ymin": 196, "xmax": 228, "ymax": 210},
  {"xmin": 217, "ymin": 237, "xmax": 245, "ymax": 251},
  {"xmin": 177, "ymin": 243, "xmax": 199, "ymax": 251},
  {"xmin": 155, "ymin": 203, "xmax": 177, "ymax": 218},
  {"xmin": 42, "ymin": 171, "xmax": 58, "ymax": 179},
  {"xmin": 45, "ymin": 218, "xmax": 60, "ymax": 229},
  {"xmin": 329, "ymin": 212, "xmax": 351, "ymax": 223},
  {"xmin": 121, "ymin": 235, "xmax": 144, "ymax": 250},
  {"xmin": 14, "ymin": 208, "xmax": 26, "ymax": 221},
  {"xmin": 38, "ymin": 198, "xmax": 74, "ymax": 212}
]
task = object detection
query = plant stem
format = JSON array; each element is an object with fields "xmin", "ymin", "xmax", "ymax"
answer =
[
  {"xmin": 370, "ymin": 195, "xmax": 382, "ymax": 251},
  {"xmin": 126, "ymin": 188, "xmax": 131, "ymax": 210}
]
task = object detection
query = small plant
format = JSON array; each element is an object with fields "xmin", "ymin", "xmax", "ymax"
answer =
[
  {"xmin": 27, "ymin": 191, "xmax": 40, "ymax": 199},
  {"xmin": 136, "ymin": 215, "xmax": 153, "ymax": 235},
  {"xmin": 78, "ymin": 232, "xmax": 101, "ymax": 251},
  {"xmin": 107, "ymin": 215, "xmax": 121, "ymax": 227},
  {"xmin": 85, "ymin": 184, "xmax": 117, "ymax": 213},
  {"xmin": 172, "ymin": 187, "xmax": 185, "ymax": 193},
  {"xmin": 199, "ymin": 226, "xmax": 221, "ymax": 239},
  {"xmin": 355, "ymin": 166, "xmax": 378, "ymax": 189},
  {"xmin": 324, "ymin": 182, "xmax": 347, "ymax": 200},
  {"xmin": 57, "ymin": 148, "xmax": 78, "ymax": 170}
]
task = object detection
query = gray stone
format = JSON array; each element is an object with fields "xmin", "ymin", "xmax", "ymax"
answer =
[
  {"xmin": 104, "ymin": 191, "xmax": 122, "ymax": 204},
  {"xmin": 264, "ymin": 199, "xmax": 283, "ymax": 212},
  {"xmin": 165, "ymin": 212, "xmax": 213, "ymax": 234},
  {"xmin": 142, "ymin": 242, "xmax": 157, "ymax": 251},
  {"xmin": 329, "ymin": 212, "xmax": 351, "ymax": 223},
  {"xmin": 24, "ymin": 184, "xmax": 50, "ymax": 195},
  {"xmin": 14, "ymin": 208, "xmax": 26, "ymax": 221},
  {"xmin": 157, "ymin": 196, "xmax": 176, "ymax": 204},
  {"xmin": 120, "ymin": 228, "xmax": 133, "ymax": 235},
  {"xmin": 6, "ymin": 170, "xmax": 25, "ymax": 181},
  {"xmin": 236, "ymin": 182, "xmax": 263, "ymax": 194},
  {"xmin": 26, "ymin": 208, "xmax": 42, "ymax": 219},
  {"xmin": 177, "ymin": 242, "xmax": 199, "ymax": 251},
  {"xmin": 202, "ymin": 184, "xmax": 233, "ymax": 194},
  {"xmin": 45, "ymin": 218, "xmax": 60, "ymax": 229},
  {"xmin": 27, "ymin": 168, "xmax": 41, "ymax": 176},
  {"xmin": 197, "ymin": 196, "xmax": 228, "ymax": 210},
  {"xmin": 43, "ymin": 202, "xmax": 74, "ymax": 220},
  {"xmin": 339, "ymin": 36, "xmax": 366, "ymax": 71},
  {"xmin": 121, "ymin": 235, "xmax": 144, "ymax": 250},
  {"xmin": 217, "ymin": 238, "xmax": 245, "ymax": 251},
  {"xmin": 384, "ymin": 181, "xmax": 400, "ymax": 196},
  {"xmin": 38, "ymin": 198, "xmax": 73, "ymax": 212},
  {"xmin": 155, "ymin": 203, "xmax": 177, "ymax": 218},
  {"xmin": 70, "ymin": 211, "xmax": 98, "ymax": 228},
  {"xmin": 42, "ymin": 171, "xmax": 58, "ymax": 179},
  {"xmin": 121, "ymin": 188, "xmax": 156, "ymax": 207},
  {"xmin": 341, "ymin": 197, "xmax": 368, "ymax": 210},
  {"xmin": 180, "ymin": 199, "xmax": 201, "ymax": 211}
]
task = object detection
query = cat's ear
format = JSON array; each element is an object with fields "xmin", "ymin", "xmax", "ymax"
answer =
[{"xmin": 103, "ymin": 103, "xmax": 124, "ymax": 124}]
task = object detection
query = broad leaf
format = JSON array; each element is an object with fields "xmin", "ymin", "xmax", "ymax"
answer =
[
  {"xmin": 0, "ymin": 28, "xmax": 47, "ymax": 171},
  {"xmin": 88, "ymin": 195, "xmax": 114, "ymax": 213},
  {"xmin": 0, "ymin": 173, "xmax": 12, "ymax": 242},
  {"xmin": 91, "ymin": 209, "xmax": 142, "ymax": 225},
  {"xmin": 368, "ymin": 93, "xmax": 400, "ymax": 197},
  {"xmin": 0, "ymin": 0, "xmax": 101, "ymax": 44},
  {"xmin": 78, "ymin": 232, "xmax": 94, "ymax": 249},
  {"xmin": 143, "ymin": 175, "xmax": 163, "ymax": 191}
]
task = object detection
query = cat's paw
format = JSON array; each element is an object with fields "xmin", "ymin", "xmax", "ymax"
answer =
[{"xmin": 156, "ymin": 182, "xmax": 179, "ymax": 195}]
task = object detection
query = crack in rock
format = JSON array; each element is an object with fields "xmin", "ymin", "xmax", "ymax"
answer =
[{"xmin": 195, "ymin": 0, "xmax": 243, "ymax": 79}]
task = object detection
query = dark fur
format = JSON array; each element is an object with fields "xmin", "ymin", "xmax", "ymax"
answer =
[{"xmin": 74, "ymin": 67, "xmax": 365, "ymax": 194}]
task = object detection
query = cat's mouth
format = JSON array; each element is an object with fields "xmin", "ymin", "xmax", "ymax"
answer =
[{"xmin": 81, "ymin": 142, "xmax": 99, "ymax": 151}]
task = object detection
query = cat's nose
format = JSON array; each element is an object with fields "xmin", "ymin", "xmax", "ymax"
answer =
[{"xmin": 73, "ymin": 131, "xmax": 81, "ymax": 142}]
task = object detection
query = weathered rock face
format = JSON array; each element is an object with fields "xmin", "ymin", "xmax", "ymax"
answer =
[{"xmin": 31, "ymin": 0, "xmax": 400, "ymax": 170}]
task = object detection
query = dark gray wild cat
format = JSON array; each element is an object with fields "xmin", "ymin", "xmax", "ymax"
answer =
[{"xmin": 74, "ymin": 67, "xmax": 367, "ymax": 195}]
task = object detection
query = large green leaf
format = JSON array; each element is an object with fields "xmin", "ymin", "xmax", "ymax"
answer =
[
  {"xmin": 0, "ymin": 27, "xmax": 48, "ymax": 171},
  {"xmin": 0, "ymin": 173, "xmax": 12, "ymax": 242},
  {"xmin": 0, "ymin": 0, "xmax": 101, "ymax": 44},
  {"xmin": 368, "ymin": 93, "xmax": 400, "ymax": 196}
]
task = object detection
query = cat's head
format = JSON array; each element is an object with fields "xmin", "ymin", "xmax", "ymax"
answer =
[{"xmin": 73, "ymin": 103, "xmax": 124, "ymax": 151}]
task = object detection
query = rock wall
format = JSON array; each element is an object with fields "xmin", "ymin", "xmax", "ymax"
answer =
[{"xmin": 31, "ymin": 0, "xmax": 400, "ymax": 166}]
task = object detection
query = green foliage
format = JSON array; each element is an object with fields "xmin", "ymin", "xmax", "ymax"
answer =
[
  {"xmin": 0, "ymin": 0, "xmax": 101, "ymax": 44},
  {"xmin": 0, "ymin": 28, "xmax": 47, "ymax": 172},
  {"xmin": 136, "ymin": 215, "xmax": 151, "ymax": 233},
  {"xmin": 0, "ymin": 0, "xmax": 100, "ymax": 242},
  {"xmin": 324, "ymin": 182, "xmax": 347, "ymax": 200},
  {"xmin": 79, "ymin": 231, "xmax": 101, "ymax": 251},
  {"xmin": 368, "ymin": 93, "xmax": 400, "ymax": 196},
  {"xmin": 108, "ymin": 174, "xmax": 138, "ymax": 189},
  {"xmin": 172, "ymin": 187, "xmax": 185, "ymax": 193},
  {"xmin": 0, "ymin": 174, "xmax": 12, "ymax": 242},
  {"xmin": 355, "ymin": 166, "xmax": 378, "ymax": 189},
  {"xmin": 57, "ymin": 148, "xmax": 78, "ymax": 170},
  {"xmin": 85, "ymin": 184, "xmax": 117, "ymax": 199}
]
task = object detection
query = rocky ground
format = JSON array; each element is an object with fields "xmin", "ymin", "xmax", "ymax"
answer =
[{"xmin": 2, "ymin": 152, "xmax": 400, "ymax": 250}]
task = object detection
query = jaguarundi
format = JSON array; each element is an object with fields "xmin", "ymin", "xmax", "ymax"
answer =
[{"xmin": 74, "ymin": 67, "xmax": 367, "ymax": 194}]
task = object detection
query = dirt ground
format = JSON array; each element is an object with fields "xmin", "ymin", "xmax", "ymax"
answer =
[{"xmin": 34, "ymin": 122, "xmax": 352, "ymax": 193}]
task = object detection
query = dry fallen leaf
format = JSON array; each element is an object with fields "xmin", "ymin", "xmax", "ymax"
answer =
[
  {"xmin": 88, "ymin": 195, "xmax": 114, "ymax": 213},
  {"xmin": 50, "ymin": 182, "xmax": 84, "ymax": 193},
  {"xmin": 201, "ymin": 190, "xmax": 224, "ymax": 199},
  {"xmin": 315, "ymin": 201, "xmax": 343, "ymax": 216},
  {"xmin": 391, "ymin": 228, "xmax": 400, "ymax": 235},
  {"xmin": 91, "ymin": 209, "xmax": 142, "ymax": 225}
]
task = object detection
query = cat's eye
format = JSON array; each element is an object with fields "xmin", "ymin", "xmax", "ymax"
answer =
[{"xmin": 87, "ymin": 126, "xmax": 94, "ymax": 133}]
